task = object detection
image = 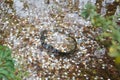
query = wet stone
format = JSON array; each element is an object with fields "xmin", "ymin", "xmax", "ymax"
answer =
[{"xmin": 40, "ymin": 30, "xmax": 77, "ymax": 55}]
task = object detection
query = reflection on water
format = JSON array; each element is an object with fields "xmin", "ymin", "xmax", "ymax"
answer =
[{"xmin": 13, "ymin": 0, "xmax": 120, "ymax": 19}]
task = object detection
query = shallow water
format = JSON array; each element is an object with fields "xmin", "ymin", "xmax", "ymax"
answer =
[{"xmin": 0, "ymin": 0, "xmax": 120, "ymax": 79}]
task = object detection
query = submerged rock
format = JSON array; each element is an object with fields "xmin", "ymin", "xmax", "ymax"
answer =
[{"xmin": 40, "ymin": 30, "xmax": 77, "ymax": 55}]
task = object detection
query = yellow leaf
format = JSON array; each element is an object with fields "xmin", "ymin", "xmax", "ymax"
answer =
[
  {"xmin": 115, "ymin": 57, "xmax": 120, "ymax": 64},
  {"xmin": 109, "ymin": 46, "xmax": 118, "ymax": 57}
]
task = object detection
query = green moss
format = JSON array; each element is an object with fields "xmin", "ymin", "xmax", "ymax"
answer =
[
  {"xmin": 0, "ymin": 45, "xmax": 15, "ymax": 80},
  {"xmin": 81, "ymin": 3, "xmax": 120, "ymax": 64}
]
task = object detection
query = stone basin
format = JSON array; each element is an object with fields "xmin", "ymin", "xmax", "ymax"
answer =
[{"xmin": 40, "ymin": 30, "xmax": 77, "ymax": 55}]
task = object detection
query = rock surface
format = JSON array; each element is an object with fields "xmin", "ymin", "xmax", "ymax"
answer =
[{"xmin": 40, "ymin": 30, "xmax": 77, "ymax": 55}]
